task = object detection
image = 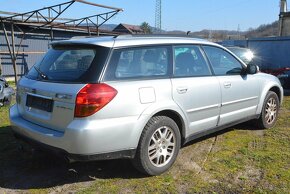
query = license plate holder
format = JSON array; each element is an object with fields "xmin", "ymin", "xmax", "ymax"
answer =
[{"xmin": 26, "ymin": 94, "xmax": 53, "ymax": 112}]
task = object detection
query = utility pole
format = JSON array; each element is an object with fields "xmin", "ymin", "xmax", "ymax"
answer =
[
  {"xmin": 237, "ymin": 24, "xmax": 241, "ymax": 39},
  {"xmin": 155, "ymin": 0, "xmax": 162, "ymax": 33}
]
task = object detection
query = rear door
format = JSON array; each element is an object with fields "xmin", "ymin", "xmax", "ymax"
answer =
[
  {"xmin": 102, "ymin": 45, "xmax": 173, "ymax": 121},
  {"xmin": 202, "ymin": 46, "xmax": 260, "ymax": 125},
  {"xmin": 171, "ymin": 45, "xmax": 221, "ymax": 136}
]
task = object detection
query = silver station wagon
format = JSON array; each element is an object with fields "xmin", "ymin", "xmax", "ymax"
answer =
[{"xmin": 10, "ymin": 35, "xmax": 283, "ymax": 175}]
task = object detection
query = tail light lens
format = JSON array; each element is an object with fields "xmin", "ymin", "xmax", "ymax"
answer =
[{"xmin": 75, "ymin": 83, "xmax": 117, "ymax": 117}]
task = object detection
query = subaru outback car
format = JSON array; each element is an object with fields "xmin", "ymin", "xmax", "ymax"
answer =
[{"xmin": 10, "ymin": 35, "xmax": 283, "ymax": 175}]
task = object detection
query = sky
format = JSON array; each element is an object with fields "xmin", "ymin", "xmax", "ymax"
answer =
[{"xmin": 0, "ymin": 0, "xmax": 283, "ymax": 32}]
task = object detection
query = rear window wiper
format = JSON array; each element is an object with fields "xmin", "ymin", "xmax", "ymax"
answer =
[{"xmin": 34, "ymin": 66, "xmax": 48, "ymax": 80}]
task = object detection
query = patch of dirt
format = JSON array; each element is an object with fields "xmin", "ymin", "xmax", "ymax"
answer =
[
  {"xmin": 173, "ymin": 136, "xmax": 219, "ymax": 184},
  {"xmin": 234, "ymin": 166, "xmax": 263, "ymax": 188},
  {"xmin": 248, "ymin": 138, "xmax": 266, "ymax": 150},
  {"xmin": 178, "ymin": 138, "xmax": 216, "ymax": 171},
  {"xmin": 251, "ymin": 130, "xmax": 265, "ymax": 137}
]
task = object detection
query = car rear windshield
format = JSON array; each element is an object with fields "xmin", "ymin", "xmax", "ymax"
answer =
[{"xmin": 26, "ymin": 45, "xmax": 110, "ymax": 83}]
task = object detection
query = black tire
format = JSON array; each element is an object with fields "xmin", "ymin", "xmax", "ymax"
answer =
[
  {"xmin": 132, "ymin": 116, "xmax": 181, "ymax": 176},
  {"xmin": 256, "ymin": 91, "xmax": 280, "ymax": 129}
]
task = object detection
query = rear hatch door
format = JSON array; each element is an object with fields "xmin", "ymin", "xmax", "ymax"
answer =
[
  {"xmin": 17, "ymin": 79, "xmax": 85, "ymax": 132},
  {"xmin": 16, "ymin": 44, "xmax": 110, "ymax": 132}
]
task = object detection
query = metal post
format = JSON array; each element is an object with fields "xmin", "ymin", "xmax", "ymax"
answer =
[
  {"xmin": 97, "ymin": 16, "xmax": 99, "ymax": 36},
  {"xmin": 0, "ymin": 49, "xmax": 2, "ymax": 75},
  {"xmin": 11, "ymin": 23, "xmax": 18, "ymax": 83},
  {"xmin": 1, "ymin": 22, "xmax": 13, "ymax": 58},
  {"xmin": 1, "ymin": 22, "xmax": 17, "ymax": 83},
  {"xmin": 86, "ymin": 19, "xmax": 91, "ymax": 36},
  {"xmin": 50, "ymin": 27, "xmax": 54, "ymax": 41}
]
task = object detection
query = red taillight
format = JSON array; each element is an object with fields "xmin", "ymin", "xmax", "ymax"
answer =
[{"xmin": 74, "ymin": 83, "xmax": 117, "ymax": 117}]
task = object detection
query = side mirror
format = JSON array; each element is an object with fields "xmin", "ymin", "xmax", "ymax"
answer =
[{"xmin": 245, "ymin": 64, "xmax": 258, "ymax": 74}]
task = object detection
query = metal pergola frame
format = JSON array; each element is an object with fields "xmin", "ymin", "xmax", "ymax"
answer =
[{"xmin": 0, "ymin": 0, "xmax": 123, "ymax": 83}]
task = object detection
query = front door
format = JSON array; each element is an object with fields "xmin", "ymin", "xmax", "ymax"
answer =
[{"xmin": 202, "ymin": 46, "xmax": 260, "ymax": 126}]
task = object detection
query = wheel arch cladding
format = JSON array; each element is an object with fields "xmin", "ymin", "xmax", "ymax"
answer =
[
  {"xmin": 153, "ymin": 110, "xmax": 185, "ymax": 142},
  {"xmin": 257, "ymin": 84, "xmax": 283, "ymax": 115},
  {"xmin": 269, "ymin": 86, "xmax": 281, "ymax": 103}
]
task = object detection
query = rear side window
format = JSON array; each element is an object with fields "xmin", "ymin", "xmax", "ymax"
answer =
[
  {"xmin": 203, "ymin": 46, "xmax": 243, "ymax": 75},
  {"xmin": 26, "ymin": 45, "xmax": 109, "ymax": 83},
  {"xmin": 105, "ymin": 46, "xmax": 170, "ymax": 80}
]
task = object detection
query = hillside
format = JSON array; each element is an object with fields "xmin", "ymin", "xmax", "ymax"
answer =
[
  {"xmin": 166, "ymin": 21, "xmax": 279, "ymax": 40},
  {"xmin": 97, "ymin": 20, "xmax": 279, "ymax": 40},
  {"xmin": 245, "ymin": 21, "xmax": 279, "ymax": 38}
]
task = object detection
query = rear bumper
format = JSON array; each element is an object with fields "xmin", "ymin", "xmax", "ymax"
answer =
[
  {"xmin": 13, "ymin": 132, "xmax": 135, "ymax": 161},
  {"xmin": 9, "ymin": 104, "xmax": 143, "ymax": 158}
]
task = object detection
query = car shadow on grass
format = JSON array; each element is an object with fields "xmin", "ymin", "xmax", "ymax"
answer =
[
  {"xmin": 0, "ymin": 126, "xmax": 146, "ymax": 190},
  {"xmin": 0, "ymin": 122, "xmax": 262, "ymax": 190},
  {"xmin": 284, "ymin": 89, "xmax": 290, "ymax": 96},
  {"xmin": 183, "ymin": 121, "xmax": 260, "ymax": 148}
]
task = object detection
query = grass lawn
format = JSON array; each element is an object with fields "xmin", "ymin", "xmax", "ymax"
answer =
[{"xmin": 0, "ymin": 95, "xmax": 289, "ymax": 193}]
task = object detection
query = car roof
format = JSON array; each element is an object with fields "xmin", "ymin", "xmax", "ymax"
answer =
[
  {"xmin": 225, "ymin": 46, "xmax": 251, "ymax": 50},
  {"xmin": 51, "ymin": 35, "xmax": 221, "ymax": 48}
]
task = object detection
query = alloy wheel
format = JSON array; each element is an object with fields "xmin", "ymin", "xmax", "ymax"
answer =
[
  {"xmin": 265, "ymin": 97, "xmax": 277, "ymax": 125},
  {"xmin": 147, "ymin": 126, "xmax": 176, "ymax": 168}
]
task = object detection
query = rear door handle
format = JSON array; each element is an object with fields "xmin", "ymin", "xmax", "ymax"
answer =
[
  {"xmin": 177, "ymin": 87, "xmax": 188, "ymax": 94},
  {"xmin": 223, "ymin": 82, "xmax": 232, "ymax": 88}
]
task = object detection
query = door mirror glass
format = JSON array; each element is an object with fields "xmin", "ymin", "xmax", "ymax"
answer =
[{"xmin": 246, "ymin": 64, "xmax": 258, "ymax": 74}]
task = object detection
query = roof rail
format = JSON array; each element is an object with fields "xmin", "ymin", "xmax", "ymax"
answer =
[
  {"xmin": 113, "ymin": 34, "xmax": 203, "ymax": 39},
  {"xmin": 70, "ymin": 36, "xmax": 95, "ymax": 39}
]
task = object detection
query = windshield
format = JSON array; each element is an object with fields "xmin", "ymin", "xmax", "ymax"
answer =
[{"xmin": 26, "ymin": 45, "xmax": 109, "ymax": 83}]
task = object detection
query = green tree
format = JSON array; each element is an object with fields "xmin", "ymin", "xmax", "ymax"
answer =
[{"xmin": 140, "ymin": 22, "xmax": 152, "ymax": 34}]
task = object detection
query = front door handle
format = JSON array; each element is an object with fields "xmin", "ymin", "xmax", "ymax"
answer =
[
  {"xmin": 177, "ymin": 87, "xmax": 188, "ymax": 94},
  {"xmin": 223, "ymin": 82, "xmax": 232, "ymax": 88}
]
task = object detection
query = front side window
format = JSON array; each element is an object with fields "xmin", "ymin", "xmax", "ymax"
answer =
[
  {"xmin": 106, "ymin": 46, "xmax": 169, "ymax": 79},
  {"xmin": 174, "ymin": 45, "xmax": 211, "ymax": 77},
  {"xmin": 203, "ymin": 46, "xmax": 243, "ymax": 75},
  {"xmin": 227, "ymin": 47, "xmax": 254, "ymax": 65}
]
